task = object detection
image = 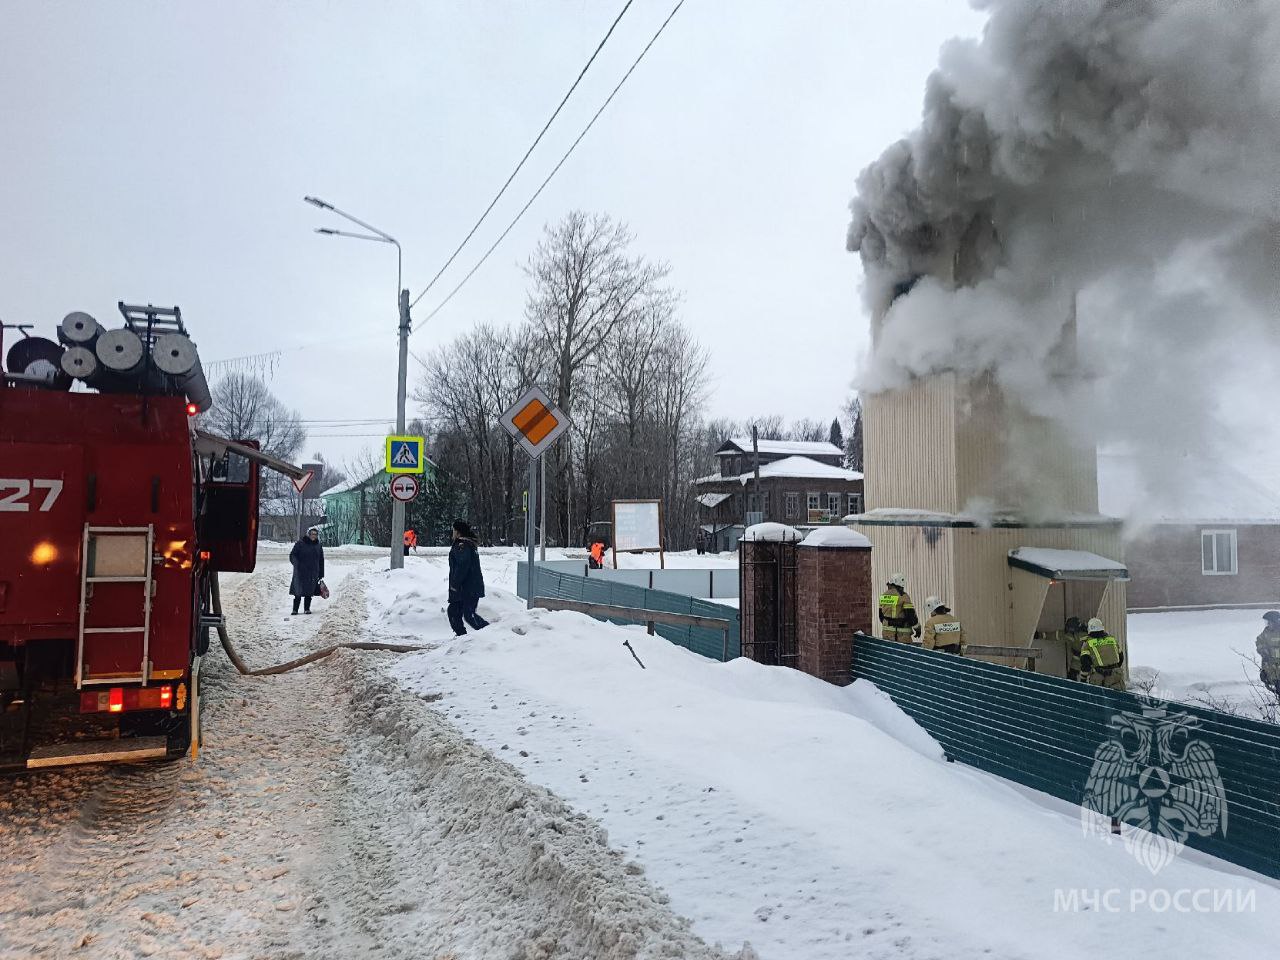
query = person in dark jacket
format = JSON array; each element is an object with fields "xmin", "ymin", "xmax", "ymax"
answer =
[
  {"xmin": 289, "ymin": 527, "xmax": 325, "ymax": 615},
  {"xmin": 447, "ymin": 519, "xmax": 488, "ymax": 636}
]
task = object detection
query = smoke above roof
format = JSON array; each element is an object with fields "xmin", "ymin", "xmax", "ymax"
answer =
[{"xmin": 847, "ymin": 0, "xmax": 1280, "ymax": 463}]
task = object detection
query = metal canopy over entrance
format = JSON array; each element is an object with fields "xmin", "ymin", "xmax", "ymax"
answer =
[
  {"xmin": 1006, "ymin": 547, "xmax": 1128, "ymax": 678},
  {"xmin": 1007, "ymin": 547, "xmax": 1129, "ymax": 582}
]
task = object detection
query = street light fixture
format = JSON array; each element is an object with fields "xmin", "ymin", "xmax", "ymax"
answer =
[{"xmin": 305, "ymin": 194, "xmax": 412, "ymax": 571}]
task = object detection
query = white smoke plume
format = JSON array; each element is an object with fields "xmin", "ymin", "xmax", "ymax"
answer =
[{"xmin": 848, "ymin": 0, "xmax": 1280, "ymax": 501}]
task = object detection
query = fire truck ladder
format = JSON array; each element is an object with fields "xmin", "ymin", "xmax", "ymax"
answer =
[{"xmin": 75, "ymin": 524, "xmax": 156, "ymax": 688}]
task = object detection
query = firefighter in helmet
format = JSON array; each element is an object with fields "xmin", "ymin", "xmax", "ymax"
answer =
[
  {"xmin": 1256, "ymin": 611, "xmax": 1280, "ymax": 697},
  {"xmin": 1079, "ymin": 617, "xmax": 1125, "ymax": 690},
  {"xmin": 878, "ymin": 574, "xmax": 919, "ymax": 644},
  {"xmin": 589, "ymin": 540, "xmax": 606, "ymax": 569},
  {"xmin": 921, "ymin": 596, "xmax": 965, "ymax": 654}
]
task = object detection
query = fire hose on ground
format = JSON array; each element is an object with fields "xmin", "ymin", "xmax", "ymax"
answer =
[{"xmin": 209, "ymin": 573, "xmax": 426, "ymax": 676}]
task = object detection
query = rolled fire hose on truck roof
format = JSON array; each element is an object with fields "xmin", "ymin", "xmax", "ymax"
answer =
[{"xmin": 194, "ymin": 430, "xmax": 427, "ymax": 675}]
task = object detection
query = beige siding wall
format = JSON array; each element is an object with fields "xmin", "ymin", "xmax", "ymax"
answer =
[
  {"xmin": 954, "ymin": 525, "xmax": 1127, "ymax": 649},
  {"xmin": 849, "ymin": 522, "xmax": 956, "ymax": 639},
  {"xmin": 866, "ymin": 373, "xmax": 1099, "ymax": 518},
  {"xmin": 951, "ymin": 377, "xmax": 1099, "ymax": 516},
  {"xmin": 864, "ymin": 375, "xmax": 958, "ymax": 513}
]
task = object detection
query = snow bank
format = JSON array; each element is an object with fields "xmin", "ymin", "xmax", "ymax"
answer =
[
  {"xmin": 800, "ymin": 526, "xmax": 870, "ymax": 549},
  {"xmin": 371, "ymin": 557, "xmax": 1280, "ymax": 960},
  {"xmin": 339, "ymin": 656, "xmax": 749, "ymax": 959},
  {"xmin": 1128, "ymin": 607, "xmax": 1277, "ymax": 720},
  {"xmin": 741, "ymin": 523, "xmax": 802, "ymax": 543}
]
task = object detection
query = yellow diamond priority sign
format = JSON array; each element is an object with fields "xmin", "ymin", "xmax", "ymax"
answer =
[{"xmin": 500, "ymin": 386, "xmax": 570, "ymax": 459}]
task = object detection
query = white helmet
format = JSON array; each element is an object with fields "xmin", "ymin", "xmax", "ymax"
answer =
[
  {"xmin": 1087, "ymin": 617, "xmax": 1105, "ymax": 633},
  {"xmin": 925, "ymin": 596, "xmax": 944, "ymax": 615},
  {"xmin": 887, "ymin": 573, "xmax": 906, "ymax": 589}
]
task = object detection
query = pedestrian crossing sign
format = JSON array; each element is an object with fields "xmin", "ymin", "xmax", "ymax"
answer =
[{"xmin": 385, "ymin": 435, "xmax": 426, "ymax": 474}]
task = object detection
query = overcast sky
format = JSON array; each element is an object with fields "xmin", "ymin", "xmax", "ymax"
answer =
[{"xmin": 1, "ymin": 0, "xmax": 993, "ymax": 466}]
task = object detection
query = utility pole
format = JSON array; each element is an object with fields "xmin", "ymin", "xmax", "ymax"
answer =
[
  {"xmin": 751, "ymin": 425, "xmax": 762, "ymax": 524},
  {"xmin": 303, "ymin": 195, "xmax": 407, "ymax": 570},
  {"xmin": 390, "ymin": 287, "xmax": 410, "ymax": 570}
]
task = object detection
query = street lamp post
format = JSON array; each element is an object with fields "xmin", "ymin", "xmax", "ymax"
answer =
[{"xmin": 304, "ymin": 195, "xmax": 411, "ymax": 571}]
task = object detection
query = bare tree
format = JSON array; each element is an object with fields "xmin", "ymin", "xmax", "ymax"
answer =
[
  {"xmin": 787, "ymin": 418, "xmax": 828, "ymax": 443},
  {"xmin": 745, "ymin": 415, "xmax": 786, "ymax": 441},
  {"xmin": 524, "ymin": 211, "xmax": 671, "ymax": 542},
  {"xmin": 202, "ymin": 373, "xmax": 305, "ymax": 460},
  {"xmin": 201, "ymin": 373, "xmax": 306, "ymax": 497}
]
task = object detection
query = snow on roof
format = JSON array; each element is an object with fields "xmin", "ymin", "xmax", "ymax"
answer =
[
  {"xmin": 749, "ymin": 456, "xmax": 861, "ymax": 483},
  {"xmin": 322, "ymin": 474, "xmax": 380, "ymax": 497},
  {"xmin": 1098, "ymin": 452, "xmax": 1280, "ymax": 524},
  {"xmin": 695, "ymin": 456, "xmax": 861, "ymax": 486},
  {"xmin": 696, "ymin": 492, "xmax": 732, "ymax": 508},
  {"xmin": 800, "ymin": 526, "xmax": 871, "ymax": 549},
  {"xmin": 742, "ymin": 522, "xmax": 804, "ymax": 543},
  {"xmin": 1008, "ymin": 547, "xmax": 1128, "ymax": 581},
  {"xmin": 720, "ymin": 438, "xmax": 844, "ymax": 458},
  {"xmin": 848, "ymin": 506, "xmax": 1117, "ymax": 527}
]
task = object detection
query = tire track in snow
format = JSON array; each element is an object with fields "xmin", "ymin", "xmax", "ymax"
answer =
[{"xmin": 0, "ymin": 559, "xmax": 748, "ymax": 959}]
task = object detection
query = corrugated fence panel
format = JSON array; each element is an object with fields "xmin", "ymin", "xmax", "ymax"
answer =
[
  {"xmin": 518, "ymin": 563, "xmax": 740, "ymax": 661},
  {"xmin": 852, "ymin": 634, "xmax": 1280, "ymax": 881}
]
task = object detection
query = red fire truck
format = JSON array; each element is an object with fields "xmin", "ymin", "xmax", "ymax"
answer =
[{"xmin": 0, "ymin": 305, "xmax": 296, "ymax": 770}]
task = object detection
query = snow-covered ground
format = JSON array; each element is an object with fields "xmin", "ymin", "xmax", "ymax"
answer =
[
  {"xmin": 0, "ymin": 556, "xmax": 744, "ymax": 960},
  {"xmin": 370, "ymin": 554, "xmax": 1280, "ymax": 960},
  {"xmin": 1128, "ymin": 608, "xmax": 1278, "ymax": 720}
]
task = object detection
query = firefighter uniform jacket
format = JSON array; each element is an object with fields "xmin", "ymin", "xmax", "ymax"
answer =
[
  {"xmin": 1257, "ymin": 626, "xmax": 1280, "ymax": 689},
  {"xmin": 1080, "ymin": 632, "xmax": 1125, "ymax": 690},
  {"xmin": 878, "ymin": 589, "xmax": 918, "ymax": 641},
  {"xmin": 922, "ymin": 612, "xmax": 965, "ymax": 653}
]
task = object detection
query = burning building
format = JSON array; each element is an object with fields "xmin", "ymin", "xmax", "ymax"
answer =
[
  {"xmin": 842, "ymin": 0, "xmax": 1280, "ymax": 672},
  {"xmin": 848, "ymin": 264, "xmax": 1128, "ymax": 676}
]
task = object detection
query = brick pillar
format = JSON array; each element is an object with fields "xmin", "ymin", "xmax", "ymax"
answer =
[{"xmin": 797, "ymin": 529, "xmax": 872, "ymax": 685}]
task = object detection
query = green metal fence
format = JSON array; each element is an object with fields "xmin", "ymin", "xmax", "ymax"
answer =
[
  {"xmin": 518, "ymin": 562, "xmax": 740, "ymax": 661},
  {"xmin": 851, "ymin": 634, "xmax": 1280, "ymax": 881}
]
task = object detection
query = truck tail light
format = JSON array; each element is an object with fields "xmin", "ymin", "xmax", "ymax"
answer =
[
  {"xmin": 80, "ymin": 684, "xmax": 179, "ymax": 713},
  {"xmin": 186, "ymin": 402, "xmax": 199, "ymax": 416}
]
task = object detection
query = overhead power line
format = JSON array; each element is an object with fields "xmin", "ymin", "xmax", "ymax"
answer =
[
  {"xmin": 409, "ymin": 0, "xmax": 635, "ymax": 311},
  {"xmin": 410, "ymin": 0, "xmax": 687, "ymax": 333}
]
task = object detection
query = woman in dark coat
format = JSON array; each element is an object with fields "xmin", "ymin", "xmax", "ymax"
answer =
[
  {"xmin": 447, "ymin": 519, "xmax": 488, "ymax": 636},
  {"xmin": 289, "ymin": 526, "xmax": 325, "ymax": 615}
]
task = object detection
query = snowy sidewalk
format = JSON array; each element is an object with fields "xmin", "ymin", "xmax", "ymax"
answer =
[
  {"xmin": 0, "ymin": 558, "xmax": 743, "ymax": 960},
  {"xmin": 372, "ymin": 557, "xmax": 1280, "ymax": 960}
]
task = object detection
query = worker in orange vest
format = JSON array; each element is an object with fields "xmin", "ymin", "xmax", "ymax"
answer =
[
  {"xmin": 589, "ymin": 541, "xmax": 606, "ymax": 569},
  {"xmin": 403, "ymin": 528, "xmax": 418, "ymax": 555}
]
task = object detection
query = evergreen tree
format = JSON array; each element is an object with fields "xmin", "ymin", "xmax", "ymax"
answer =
[{"xmin": 828, "ymin": 418, "xmax": 844, "ymax": 450}]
